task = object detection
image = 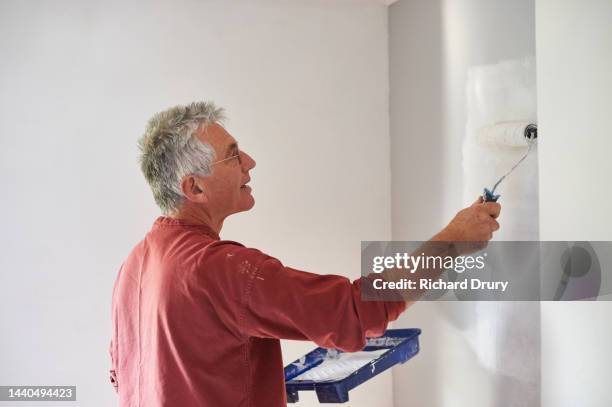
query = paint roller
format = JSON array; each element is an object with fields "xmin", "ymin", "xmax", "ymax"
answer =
[{"xmin": 480, "ymin": 121, "xmax": 538, "ymax": 202}]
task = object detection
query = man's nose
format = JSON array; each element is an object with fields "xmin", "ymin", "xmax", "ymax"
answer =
[{"xmin": 241, "ymin": 150, "xmax": 256, "ymax": 170}]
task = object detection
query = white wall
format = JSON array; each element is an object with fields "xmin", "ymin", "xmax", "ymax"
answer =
[
  {"xmin": 389, "ymin": 0, "xmax": 536, "ymax": 406},
  {"xmin": 0, "ymin": 1, "xmax": 392, "ymax": 406},
  {"xmin": 536, "ymin": 0, "xmax": 612, "ymax": 406}
]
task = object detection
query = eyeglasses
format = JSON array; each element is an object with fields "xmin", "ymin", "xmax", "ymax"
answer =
[{"xmin": 211, "ymin": 148, "xmax": 242, "ymax": 166}]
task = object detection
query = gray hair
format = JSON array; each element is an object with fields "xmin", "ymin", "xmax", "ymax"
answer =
[{"xmin": 138, "ymin": 101, "xmax": 226, "ymax": 214}]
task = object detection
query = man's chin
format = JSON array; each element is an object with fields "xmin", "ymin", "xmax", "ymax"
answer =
[{"xmin": 240, "ymin": 192, "xmax": 255, "ymax": 211}]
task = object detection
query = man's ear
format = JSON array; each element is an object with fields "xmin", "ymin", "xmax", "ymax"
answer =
[{"xmin": 180, "ymin": 175, "xmax": 208, "ymax": 204}]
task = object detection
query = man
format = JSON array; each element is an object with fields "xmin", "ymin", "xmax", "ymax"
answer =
[{"xmin": 109, "ymin": 101, "xmax": 500, "ymax": 406}]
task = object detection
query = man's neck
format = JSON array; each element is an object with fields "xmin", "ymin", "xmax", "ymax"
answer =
[{"xmin": 171, "ymin": 206, "xmax": 224, "ymax": 235}]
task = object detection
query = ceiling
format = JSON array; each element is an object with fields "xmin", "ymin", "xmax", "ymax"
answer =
[{"xmin": 329, "ymin": 0, "xmax": 399, "ymax": 5}]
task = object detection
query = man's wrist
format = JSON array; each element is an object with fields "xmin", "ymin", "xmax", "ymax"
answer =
[
  {"xmin": 429, "ymin": 231, "xmax": 459, "ymax": 258},
  {"xmin": 431, "ymin": 228, "xmax": 452, "ymax": 242}
]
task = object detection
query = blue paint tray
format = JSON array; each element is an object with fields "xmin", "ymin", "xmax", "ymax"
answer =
[{"xmin": 284, "ymin": 328, "xmax": 421, "ymax": 403}]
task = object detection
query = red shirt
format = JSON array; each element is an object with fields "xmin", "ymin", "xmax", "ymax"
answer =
[{"xmin": 110, "ymin": 217, "xmax": 406, "ymax": 406}]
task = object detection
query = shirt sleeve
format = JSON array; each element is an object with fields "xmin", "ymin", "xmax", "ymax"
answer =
[{"xmin": 199, "ymin": 241, "xmax": 407, "ymax": 352}]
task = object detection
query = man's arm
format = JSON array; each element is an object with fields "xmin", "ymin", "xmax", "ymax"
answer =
[{"xmin": 197, "ymin": 198, "xmax": 500, "ymax": 350}]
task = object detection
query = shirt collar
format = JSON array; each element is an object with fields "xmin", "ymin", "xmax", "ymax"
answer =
[{"xmin": 153, "ymin": 216, "xmax": 220, "ymax": 240}]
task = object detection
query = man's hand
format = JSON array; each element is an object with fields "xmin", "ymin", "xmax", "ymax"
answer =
[{"xmin": 432, "ymin": 197, "xmax": 501, "ymax": 253}]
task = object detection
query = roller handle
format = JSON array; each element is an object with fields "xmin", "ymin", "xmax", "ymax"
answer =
[
  {"xmin": 482, "ymin": 124, "xmax": 535, "ymax": 203},
  {"xmin": 483, "ymin": 188, "xmax": 500, "ymax": 202}
]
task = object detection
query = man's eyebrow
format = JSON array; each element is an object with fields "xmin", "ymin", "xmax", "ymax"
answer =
[{"xmin": 225, "ymin": 142, "xmax": 238, "ymax": 157}]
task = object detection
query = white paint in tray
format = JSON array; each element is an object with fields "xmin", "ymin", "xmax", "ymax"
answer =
[{"xmin": 292, "ymin": 349, "xmax": 389, "ymax": 382}]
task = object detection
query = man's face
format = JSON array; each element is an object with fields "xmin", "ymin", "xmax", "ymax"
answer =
[{"xmin": 195, "ymin": 123, "xmax": 256, "ymax": 218}]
